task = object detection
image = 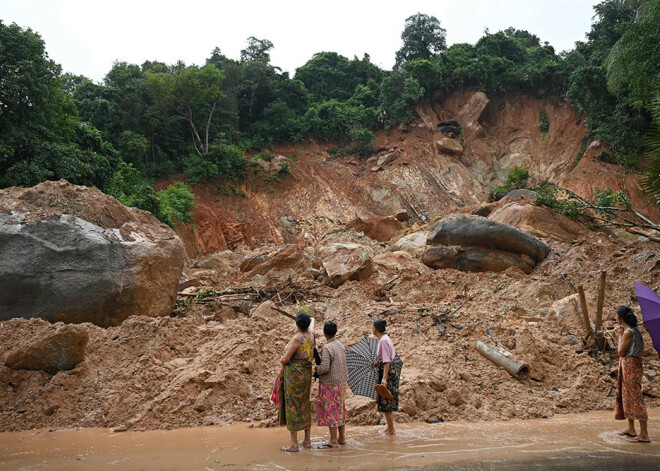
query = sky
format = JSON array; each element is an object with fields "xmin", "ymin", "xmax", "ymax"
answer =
[{"xmin": 1, "ymin": 0, "xmax": 601, "ymax": 82}]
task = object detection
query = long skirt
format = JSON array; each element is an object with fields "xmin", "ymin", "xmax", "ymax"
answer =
[
  {"xmin": 615, "ymin": 356, "xmax": 648, "ymax": 421},
  {"xmin": 278, "ymin": 359, "xmax": 312, "ymax": 432},
  {"xmin": 377, "ymin": 361, "xmax": 399, "ymax": 413},
  {"xmin": 316, "ymin": 384, "xmax": 346, "ymax": 427}
]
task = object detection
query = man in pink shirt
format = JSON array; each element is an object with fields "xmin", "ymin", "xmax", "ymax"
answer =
[{"xmin": 372, "ymin": 317, "xmax": 399, "ymax": 436}]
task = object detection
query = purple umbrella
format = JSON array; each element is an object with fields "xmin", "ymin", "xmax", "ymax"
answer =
[{"xmin": 634, "ymin": 283, "xmax": 660, "ymax": 354}]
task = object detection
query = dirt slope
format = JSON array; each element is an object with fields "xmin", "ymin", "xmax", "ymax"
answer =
[{"xmin": 164, "ymin": 91, "xmax": 656, "ymax": 258}]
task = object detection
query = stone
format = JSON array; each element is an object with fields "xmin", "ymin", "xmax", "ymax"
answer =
[
  {"xmin": 372, "ymin": 251, "xmax": 429, "ymax": 273},
  {"xmin": 488, "ymin": 202, "xmax": 585, "ymax": 242},
  {"xmin": 4, "ymin": 324, "xmax": 88, "ymax": 374},
  {"xmin": 502, "ymin": 189, "xmax": 537, "ymax": 200},
  {"xmin": 422, "ymin": 246, "xmax": 536, "ymax": 273},
  {"xmin": 392, "ymin": 231, "xmax": 429, "ymax": 256},
  {"xmin": 346, "ymin": 216, "xmax": 404, "ymax": 243},
  {"xmin": 394, "ymin": 210, "xmax": 409, "ymax": 222},
  {"xmin": 438, "ymin": 125, "xmax": 460, "ymax": 135},
  {"xmin": 240, "ymin": 245, "xmax": 305, "ymax": 279},
  {"xmin": 320, "ymin": 243, "xmax": 374, "ymax": 288},
  {"xmin": 427, "ymin": 216, "xmax": 550, "ymax": 263},
  {"xmin": 0, "ymin": 180, "xmax": 185, "ymax": 327},
  {"xmin": 438, "ymin": 119, "xmax": 460, "ymax": 128},
  {"xmin": 436, "ymin": 137, "xmax": 463, "ymax": 156},
  {"xmin": 376, "ymin": 152, "xmax": 399, "ymax": 167}
]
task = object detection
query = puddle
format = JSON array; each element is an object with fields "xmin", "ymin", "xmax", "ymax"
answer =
[{"xmin": 0, "ymin": 410, "xmax": 658, "ymax": 470}]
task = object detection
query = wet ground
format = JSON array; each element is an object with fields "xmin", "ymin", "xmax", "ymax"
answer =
[{"xmin": 0, "ymin": 410, "xmax": 658, "ymax": 470}]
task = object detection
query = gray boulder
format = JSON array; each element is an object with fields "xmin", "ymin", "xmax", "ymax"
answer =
[
  {"xmin": 423, "ymin": 216, "xmax": 550, "ymax": 274},
  {"xmin": 0, "ymin": 180, "xmax": 186, "ymax": 327}
]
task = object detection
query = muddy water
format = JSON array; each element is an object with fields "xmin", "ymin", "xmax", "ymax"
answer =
[{"xmin": 1, "ymin": 410, "xmax": 658, "ymax": 470}]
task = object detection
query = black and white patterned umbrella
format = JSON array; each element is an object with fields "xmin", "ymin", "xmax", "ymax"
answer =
[{"xmin": 346, "ymin": 337, "xmax": 403, "ymax": 399}]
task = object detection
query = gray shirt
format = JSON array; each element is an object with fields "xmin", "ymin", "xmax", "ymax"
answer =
[
  {"xmin": 625, "ymin": 327, "xmax": 644, "ymax": 358},
  {"xmin": 316, "ymin": 338, "xmax": 348, "ymax": 386}
]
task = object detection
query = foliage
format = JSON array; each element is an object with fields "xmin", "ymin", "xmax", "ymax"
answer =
[
  {"xmin": 395, "ymin": 13, "xmax": 447, "ymax": 68},
  {"xmin": 156, "ymin": 182, "xmax": 195, "ymax": 226},
  {"xmin": 348, "ymin": 127, "xmax": 376, "ymax": 158},
  {"xmin": 642, "ymin": 95, "xmax": 660, "ymax": 201},
  {"xmin": 488, "ymin": 167, "xmax": 530, "ymax": 201},
  {"xmin": 379, "ymin": 70, "xmax": 424, "ymax": 128},
  {"xmin": 184, "ymin": 155, "xmax": 219, "ymax": 184},
  {"xmin": 539, "ymin": 109, "xmax": 550, "ymax": 133}
]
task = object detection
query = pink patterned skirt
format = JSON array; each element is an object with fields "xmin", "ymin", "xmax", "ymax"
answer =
[{"xmin": 316, "ymin": 384, "xmax": 346, "ymax": 427}]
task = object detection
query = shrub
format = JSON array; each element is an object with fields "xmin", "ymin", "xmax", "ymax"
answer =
[
  {"xmin": 156, "ymin": 182, "xmax": 195, "ymax": 226},
  {"xmin": 539, "ymin": 109, "xmax": 549, "ymax": 133},
  {"xmin": 488, "ymin": 167, "xmax": 530, "ymax": 201},
  {"xmin": 184, "ymin": 155, "xmax": 219, "ymax": 184}
]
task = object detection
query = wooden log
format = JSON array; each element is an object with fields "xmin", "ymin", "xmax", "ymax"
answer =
[
  {"xmin": 595, "ymin": 271, "xmax": 607, "ymax": 332},
  {"xmin": 476, "ymin": 341, "xmax": 530, "ymax": 380},
  {"xmin": 577, "ymin": 286, "xmax": 593, "ymax": 337}
]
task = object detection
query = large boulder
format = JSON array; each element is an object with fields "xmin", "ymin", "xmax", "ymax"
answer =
[
  {"xmin": 346, "ymin": 216, "xmax": 404, "ymax": 243},
  {"xmin": 240, "ymin": 244, "xmax": 306, "ymax": 280},
  {"xmin": 435, "ymin": 137, "xmax": 463, "ymax": 156},
  {"xmin": 488, "ymin": 201, "xmax": 585, "ymax": 242},
  {"xmin": 320, "ymin": 243, "xmax": 374, "ymax": 288},
  {"xmin": 423, "ymin": 216, "xmax": 550, "ymax": 274},
  {"xmin": 391, "ymin": 231, "xmax": 428, "ymax": 255},
  {"xmin": 4, "ymin": 321, "xmax": 88, "ymax": 374},
  {"xmin": 0, "ymin": 180, "xmax": 186, "ymax": 327}
]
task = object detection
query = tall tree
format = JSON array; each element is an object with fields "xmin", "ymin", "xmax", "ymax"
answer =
[
  {"xmin": 394, "ymin": 13, "xmax": 447, "ymax": 68},
  {"xmin": 146, "ymin": 62, "xmax": 225, "ymax": 156}
]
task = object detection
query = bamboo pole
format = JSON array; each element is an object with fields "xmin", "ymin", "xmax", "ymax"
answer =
[
  {"xmin": 595, "ymin": 271, "xmax": 607, "ymax": 332},
  {"xmin": 577, "ymin": 286, "xmax": 593, "ymax": 337}
]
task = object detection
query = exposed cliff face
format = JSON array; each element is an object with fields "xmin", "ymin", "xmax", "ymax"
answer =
[{"xmin": 164, "ymin": 92, "xmax": 654, "ymax": 257}]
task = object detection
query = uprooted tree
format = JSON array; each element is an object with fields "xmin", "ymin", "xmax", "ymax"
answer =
[{"xmin": 535, "ymin": 184, "xmax": 660, "ymax": 241}]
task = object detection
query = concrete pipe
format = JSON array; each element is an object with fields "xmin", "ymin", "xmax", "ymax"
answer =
[{"xmin": 476, "ymin": 340, "xmax": 530, "ymax": 380}]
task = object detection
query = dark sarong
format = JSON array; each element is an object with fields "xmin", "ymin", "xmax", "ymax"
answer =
[{"xmin": 377, "ymin": 360, "xmax": 399, "ymax": 413}]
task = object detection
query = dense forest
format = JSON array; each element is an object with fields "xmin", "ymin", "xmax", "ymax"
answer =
[{"xmin": 1, "ymin": 0, "xmax": 659, "ymax": 225}]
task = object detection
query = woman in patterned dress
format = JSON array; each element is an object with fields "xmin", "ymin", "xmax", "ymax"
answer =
[
  {"xmin": 279, "ymin": 312, "xmax": 315, "ymax": 452},
  {"xmin": 315, "ymin": 320, "xmax": 349, "ymax": 447},
  {"xmin": 614, "ymin": 305, "xmax": 650, "ymax": 443},
  {"xmin": 371, "ymin": 317, "xmax": 399, "ymax": 436}
]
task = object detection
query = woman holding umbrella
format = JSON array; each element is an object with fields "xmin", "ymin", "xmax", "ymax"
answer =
[{"xmin": 615, "ymin": 305, "xmax": 650, "ymax": 443}]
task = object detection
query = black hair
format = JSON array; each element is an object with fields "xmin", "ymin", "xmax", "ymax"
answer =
[
  {"xmin": 296, "ymin": 312, "xmax": 311, "ymax": 332},
  {"xmin": 616, "ymin": 305, "xmax": 638, "ymax": 327},
  {"xmin": 324, "ymin": 320, "xmax": 338, "ymax": 337},
  {"xmin": 373, "ymin": 317, "xmax": 386, "ymax": 333}
]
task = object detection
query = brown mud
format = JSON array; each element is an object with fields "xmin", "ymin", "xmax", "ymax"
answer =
[{"xmin": 1, "ymin": 410, "xmax": 658, "ymax": 470}]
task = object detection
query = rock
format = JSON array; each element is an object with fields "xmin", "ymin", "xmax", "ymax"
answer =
[
  {"xmin": 304, "ymin": 268, "xmax": 323, "ymax": 279},
  {"xmin": 488, "ymin": 202, "xmax": 585, "ymax": 242},
  {"xmin": 321, "ymin": 243, "xmax": 374, "ymax": 288},
  {"xmin": 394, "ymin": 210, "xmax": 409, "ymax": 222},
  {"xmin": 0, "ymin": 180, "xmax": 185, "ymax": 327},
  {"xmin": 239, "ymin": 250, "xmax": 270, "ymax": 272},
  {"xmin": 376, "ymin": 152, "xmax": 398, "ymax": 167},
  {"xmin": 240, "ymin": 245, "xmax": 305, "ymax": 279},
  {"xmin": 4, "ymin": 324, "xmax": 88, "ymax": 374},
  {"xmin": 392, "ymin": 231, "xmax": 429, "ymax": 255},
  {"xmin": 438, "ymin": 119, "xmax": 459, "ymax": 128},
  {"xmin": 427, "ymin": 216, "xmax": 550, "ymax": 263},
  {"xmin": 346, "ymin": 216, "xmax": 404, "ymax": 243},
  {"xmin": 502, "ymin": 189, "xmax": 537, "ymax": 200},
  {"xmin": 456, "ymin": 92, "xmax": 490, "ymax": 131},
  {"xmin": 372, "ymin": 251, "xmax": 429, "ymax": 273},
  {"xmin": 371, "ymin": 166, "xmax": 384, "ymax": 172},
  {"xmin": 436, "ymin": 137, "xmax": 463, "ymax": 156},
  {"xmin": 559, "ymin": 334, "xmax": 580, "ymax": 346},
  {"xmin": 438, "ymin": 125, "xmax": 460, "ymax": 135},
  {"xmin": 422, "ymin": 245, "xmax": 536, "ymax": 273},
  {"xmin": 193, "ymin": 250, "xmax": 241, "ymax": 271},
  {"xmin": 178, "ymin": 278, "xmax": 201, "ymax": 291}
]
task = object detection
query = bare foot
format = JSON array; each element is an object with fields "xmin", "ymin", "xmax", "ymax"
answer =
[
  {"xmin": 338, "ymin": 440, "xmax": 347, "ymax": 445},
  {"xmin": 302, "ymin": 440, "xmax": 312, "ymax": 449},
  {"xmin": 281, "ymin": 445, "xmax": 299, "ymax": 452}
]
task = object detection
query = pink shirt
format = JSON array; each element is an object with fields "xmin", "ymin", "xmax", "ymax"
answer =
[{"xmin": 377, "ymin": 335, "xmax": 396, "ymax": 363}]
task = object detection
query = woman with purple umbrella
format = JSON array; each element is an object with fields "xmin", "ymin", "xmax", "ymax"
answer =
[{"xmin": 614, "ymin": 305, "xmax": 650, "ymax": 443}]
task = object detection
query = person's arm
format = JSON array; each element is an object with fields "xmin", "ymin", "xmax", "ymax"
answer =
[
  {"xmin": 317, "ymin": 347, "xmax": 331, "ymax": 376},
  {"xmin": 281, "ymin": 335, "xmax": 301, "ymax": 364},
  {"xmin": 309, "ymin": 317, "xmax": 316, "ymax": 337},
  {"xmin": 617, "ymin": 328, "xmax": 632, "ymax": 357},
  {"xmin": 381, "ymin": 362, "xmax": 391, "ymax": 387}
]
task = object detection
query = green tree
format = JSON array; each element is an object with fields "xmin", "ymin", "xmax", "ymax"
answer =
[{"xmin": 394, "ymin": 13, "xmax": 447, "ymax": 68}]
